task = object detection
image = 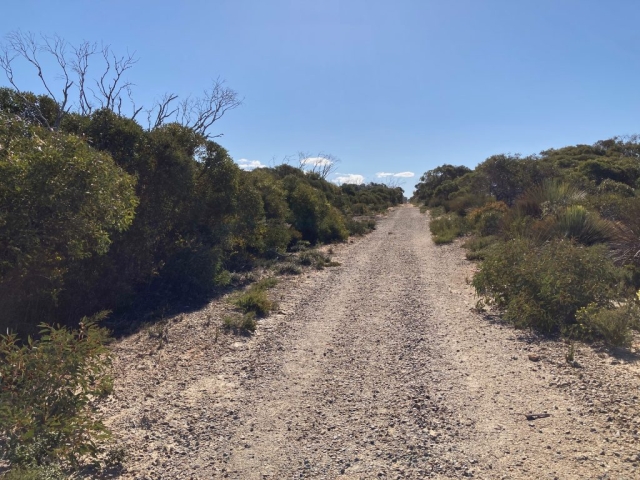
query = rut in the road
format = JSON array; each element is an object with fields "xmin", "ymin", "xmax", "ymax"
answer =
[{"xmin": 104, "ymin": 206, "xmax": 640, "ymax": 480}]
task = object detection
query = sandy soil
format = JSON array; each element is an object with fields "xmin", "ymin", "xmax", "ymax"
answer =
[{"xmin": 102, "ymin": 205, "xmax": 640, "ymax": 479}]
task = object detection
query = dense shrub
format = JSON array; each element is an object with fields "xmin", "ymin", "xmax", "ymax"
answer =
[
  {"xmin": 575, "ymin": 303, "xmax": 638, "ymax": 346},
  {"xmin": 467, "ymin": 202, "xmax": 508, "ymax": 236},
  {"xmin": 429, "ymin": 213, "xmax": 469, "ymax": 244},
  {"xmin": 0, "ymin": 95, "xmax": 401, "ymax": 336},
  {"xmin": 0, "ymin": 315, "xmax": 112, "ymax": 470},
  {"xmin": 345, "ymin": 218, "xmax": 376, "ymax": 236},
  {"xmin": 473, "ymin": 239, "xmax": 626, "ymax": 335},
  {"xmin": 0, "ymin": 115, "xmax": 138, "ymax": 334}
]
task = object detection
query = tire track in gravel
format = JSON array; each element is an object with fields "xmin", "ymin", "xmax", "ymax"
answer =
[{"xmin": 104, "ymin": 205, "xmax": 640, "ymax": 480}]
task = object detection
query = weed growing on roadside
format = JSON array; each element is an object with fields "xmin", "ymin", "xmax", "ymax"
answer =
[
  {"xmin": 223, "ymin": 312, "xmax": 257, "ymax": 333},
  {"xmin": 230, "ymin": 277, "xmax": 278, "ymax": 317},
  {"xmin": 278, "ymin": 263, "xmax": 302, "ymax": 275}
]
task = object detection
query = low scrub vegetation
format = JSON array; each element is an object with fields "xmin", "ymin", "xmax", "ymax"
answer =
[
  {"xmin": 223, "ymin": 312, "xmax": 257, "ymax": 334},
  {"xmin": 0, "ymin": 32, "xmax": 404, "ymax": 477},
  {"xmin": 0, "ymin": 314, "xmax": 113, "ymax": 475},
  {"xmin": 415, "ymin": 139, "xmax": 640, "ymax": 346},
  {"xmin": 231, "ymin": 277, "xmax": 278, "ymax": 317}
]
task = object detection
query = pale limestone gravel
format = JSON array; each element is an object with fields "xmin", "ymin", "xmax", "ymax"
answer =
[{"xmin": 100, "ymin": 205, "xmax": 640, "ymax": 479}]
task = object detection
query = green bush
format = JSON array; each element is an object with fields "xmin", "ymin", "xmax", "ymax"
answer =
[
  {"xmin": 463, "ymin": 235, "xmax": 498, "ymax": 261},
  {"xmin": 467, "ymin": 202, "xmax": 508, "ymax": 236},
  {"xmin": 222, "ymin": 312, "xmax": 257, "ymax": 333},
  {"xmin": 231, "ymin": 290, "xmax": 274, "ymax": 317},
  {"xmin": 429, "ymin": 213, "xmax": 469, "ymax": 244},
  {"xmin": 575, "ymin": 303, "xmax": 637, "ymax": 346},
  {"xmin": 231, "ymin": 278, "xmax": 277, "ymax": 317},
  {"xmin": 346, "ymin": 218, "xmax": 376, "ymax": 236},
  {"xmin": 318, "ymin": 206, "xmax": 349, "ymax": 243},
  {"xmin": 0, "ymin": 116, "xmax": 138, "ymax": 334},
  {"xmin": 0, "ymin": 314, "xmax": 113, "ymax": 469},
  {"xmin": 473, "ymin": 239, "xmax": 625, "ymax": 335}
]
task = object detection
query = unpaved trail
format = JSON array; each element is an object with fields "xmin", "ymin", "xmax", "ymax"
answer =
[{"xmin": 104, "ymin": 206, "xmax": 640, "ymax": 479}]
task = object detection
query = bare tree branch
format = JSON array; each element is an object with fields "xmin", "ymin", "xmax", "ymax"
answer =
[
  {"xmin": 71, "ymin": 40, "xmax": 97, "ymax": 115},
  {"xmin": 0, "ymin": 31, "xmax": 241, "ymax": 136},
  {"xmin": 178, "ymin": 78, "xmax": 242, "ymax": 137},
  {"xmin": 148, "ymin": 93, "xmax": 179, "ymax": 130},
  {"xmin": 298, "ymin": 152, "xmax": 340, "ymax": 179},
  {"xmin": 94, "ymin": 44, "xmax": 137, "ymax": 111}
]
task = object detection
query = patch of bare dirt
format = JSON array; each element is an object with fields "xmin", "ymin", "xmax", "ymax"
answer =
[{"xmin": 101, "ymin": 205, "xmax": 640, "ymax": 479}]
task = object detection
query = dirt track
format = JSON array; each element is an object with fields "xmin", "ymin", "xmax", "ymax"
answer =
[{"xmin": 104, "ymin": 205, "xmax": 640, "ymax": 479}]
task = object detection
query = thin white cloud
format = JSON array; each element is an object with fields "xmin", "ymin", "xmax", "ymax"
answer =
[
  {"xmin": 376, "ymin": 171, "xmax": 415, "ymax": 178},
  {"xmin": 333, "ymin": 174, "xmax": 364, "ymax": 185},
  {"xmin": 301, "ymin": 157, "xmax": 333, "ymax": 167},
  {"xmin": 237, "ymin": 158, "xmax": 265, "ymax": 171}
]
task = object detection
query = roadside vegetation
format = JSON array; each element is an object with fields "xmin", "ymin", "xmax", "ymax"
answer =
[
  {"xmin": 413, "ymin": 141, "xmax": 640, "ymax": 347},
  {"xmin": 0, "ymin": 33, "xmax": 402, "ymax": 477}
]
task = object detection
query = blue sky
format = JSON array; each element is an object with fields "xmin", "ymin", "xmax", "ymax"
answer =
[{"xmin": 2, "ymin": 0, "xmax": 640, "ymax": 193}]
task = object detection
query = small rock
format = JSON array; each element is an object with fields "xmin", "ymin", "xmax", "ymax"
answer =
[{"xmin": 528, "ymin": 354, "xmax": 541, "ymax": 362}]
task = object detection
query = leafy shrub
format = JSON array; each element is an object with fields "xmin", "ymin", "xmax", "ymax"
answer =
[
  {"xmin": 463, "ymin": 235, "xmax": 497, "ymax": 261},
  {"xmin": 468, "ymin": 202, "xmax": 508, "ymax": 236},
  {"xmin": 346, "ymin": 218, "xmax": 376, "ymax": 236},
  {"xmin": 0, "ymin": 116, "xmax": 138, "ymax": 334},
  {"xmin": 222, "ymin": 312, "xmax": 257, "ymax": 333},
  {"xmin": 429, "ymin": 213, "xmax": 469, "ymax": 244},
  {"xmin": 0, "ymin": 314, "xmax": 113, "ymax": 469},
  {"xmin": 289, "ymin": 240, "xmax": 311, "ymax": 253},
  {"xmin": 473, "ymin": 239, "xmax": 625, "ymax": 335},
  {"xmin": 597, "ymin": 179, "xmax": 635, "ymax": 197},
  {"xmin": 318, "ymin": 206, "xmax": 349, "ymax": 243},
  {"xmin": 446, "ymin": 192, "xmax": 489, "ymax": 215},
  {"xmin": 575, "ymin": 303, "xmax": 637, "ymax": 346}
]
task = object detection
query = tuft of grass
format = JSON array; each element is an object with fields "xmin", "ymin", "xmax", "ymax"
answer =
[
  {"xmin": 223, "ymin": 312, "xmax": 257, "ymax": 333},
  {"xmin": 232, "ymin": 290, "xmax": 274, "ymax": 317},
  {"xmin": 253, "ymin": 277, "xmax": 278, "ymax": 291},
  {"xmin": 231, "ymin": 278, "xmax": 278, "ymax": 317},
  {"xmin": 277, "ymin": 263, "xmax": 302, "ymax": 275},
  {"xmin": 433, "ymin": 230, "xmax": 459, "ymax": 244},
  {"xmin": 298, "ymin": 251, "xmax": 329, "ymax": 266}
]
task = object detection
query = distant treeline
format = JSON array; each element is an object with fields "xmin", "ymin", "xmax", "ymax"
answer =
[
  {"xmin": 414, "ymin": 138, "xmax": 640, "ymax": 346},
  {"xmin": 0, "ymin": 87, "xmax": 403, "ymax": 335}
]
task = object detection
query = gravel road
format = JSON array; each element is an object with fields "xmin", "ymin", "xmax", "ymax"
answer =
[{"xmin": 103, "ymin": 205, "xmax": 640, "ymax": 479}]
